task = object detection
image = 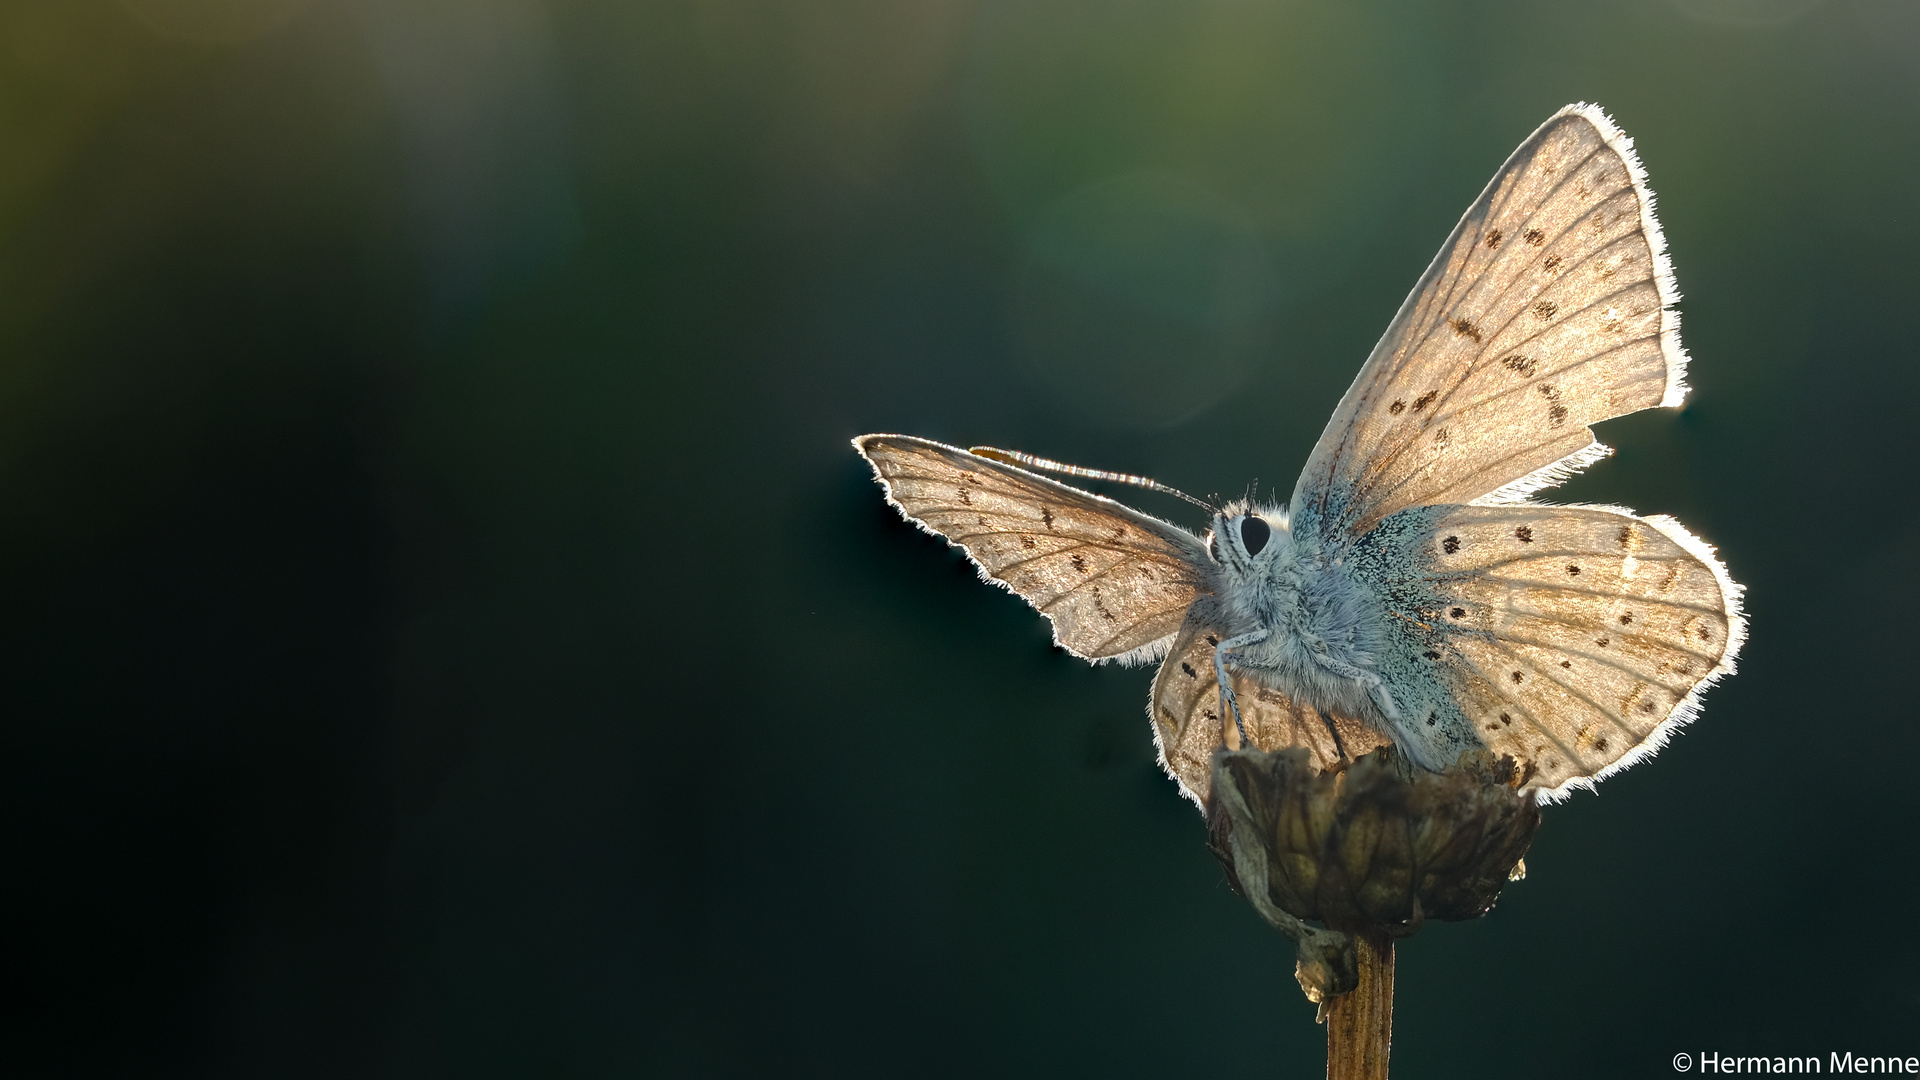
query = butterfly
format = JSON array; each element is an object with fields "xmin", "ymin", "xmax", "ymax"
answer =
[{"xmin": 855, "ymin": 104, "xmax": 1745, "ymax": 807}]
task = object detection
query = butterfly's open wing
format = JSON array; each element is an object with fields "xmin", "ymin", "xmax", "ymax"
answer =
[
  {"xmin": 1380, "ymin": 503, "xmax": 1744, "ymax": 799},
  {"xmin": 1293, "ymin": 104, "xmax": 1686, "ymax": 545},
  {"xmin": 855, "ymin": 435, "xmax": 1212, "ymax": 663},
  {"xmin": 1150, "ymin": 596, "xmax": 1391, "ymax": 806}
]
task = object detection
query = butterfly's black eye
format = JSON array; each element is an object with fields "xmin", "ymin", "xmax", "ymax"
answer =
[
  {"xmin": 1208, "ymin": 532, "xmax": 1222, "ymax": 563},
  {"xmin": 1239, "ymin": 516, "xmax": 1271, "ymax": 557}
]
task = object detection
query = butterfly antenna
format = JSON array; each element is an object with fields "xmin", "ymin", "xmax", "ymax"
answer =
[{"xmin": 970, "ymin": 446, "xmax": 1218, "ymax": 514}]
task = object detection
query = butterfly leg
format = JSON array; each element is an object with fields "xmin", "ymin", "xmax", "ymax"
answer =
[
  {"xmin": 1311, "ymin": 652, "xmax": 1400, "ymax": 721},
  {"xmin": 1213, "ymin": 629, "xmax": 1271, "ymax": 749}
]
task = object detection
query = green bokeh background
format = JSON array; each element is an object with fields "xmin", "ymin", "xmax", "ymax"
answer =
[{"xmin": 6, "ymin": 0, "xmax": 1916, "ymax": 1075}]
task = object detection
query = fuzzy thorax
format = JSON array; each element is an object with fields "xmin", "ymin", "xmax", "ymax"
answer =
[{"xmin": 1206, "ymin": 500, "xmax": 1400, "ymax": 729}]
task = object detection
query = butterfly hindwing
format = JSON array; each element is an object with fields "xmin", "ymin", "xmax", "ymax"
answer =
[
  {"xmin": 1382, "ymin": 503, "xmax": 1744, "ymax": 796},
  {"xmin": 1293, "ymin": 104, "xmax": 1685, "ymax": 545},
  {"xmin": 854, "ymin": 435, "xmax": 1211, "ymax": 662}
]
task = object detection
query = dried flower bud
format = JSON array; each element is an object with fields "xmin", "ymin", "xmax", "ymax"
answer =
[
  {"xmin": 1206, "ymin": 743, "xmax": 1540, "ymax": 993},
  {"xmin": 1291, "ymin": 923, "xmax": 1359, "ymax": 1004}
]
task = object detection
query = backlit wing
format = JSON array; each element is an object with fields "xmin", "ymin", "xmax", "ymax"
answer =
[
  {"xmin": 1409, "ymin": 503, "xmax": 1744, "ymax": 798},
  {"xmin": 1293, "ymin": 104, "xmax": 1687, "ymax": 546},
  {"xmin": 1150, "ymin": 597, "xmax": 1391, "ymax": 806},
  {"xmin": 855, "ymin": 434, "xmax": 1212, "ymax": 662}
]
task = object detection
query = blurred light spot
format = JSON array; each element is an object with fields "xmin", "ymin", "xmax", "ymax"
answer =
[
  {"xmin": 349, "ymin": 0, "xmax": 579, "ymax": 336},
  {"xmin": 1670, "ymin": 0, "xmax": 1823, "ymax": 27},
  {"xmin": 964, "ymin": 0, "xmax": 1440, "ymax": 300},
  {"xmin": 1008, "ymin": 173, "xmax": 1276, "ymax": 428},
  {"xmin": 119, "ymin": 0, "xmax": 312, "ymax": 43}
]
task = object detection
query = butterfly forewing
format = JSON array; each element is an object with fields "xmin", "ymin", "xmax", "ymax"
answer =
[
  {"xmin": 1415, "ymin": 504, "xmax": 1743, "ymax": 794},
  {"xmin": 855, "ymin": 435, "xmax": 1211, "ymax": 662},
  {"xmin": 1294, "ymin": 105, "xmax": 1684, "ymax": 545}
]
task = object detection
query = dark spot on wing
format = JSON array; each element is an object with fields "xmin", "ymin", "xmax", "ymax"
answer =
[
  {"xmin": 1450, "ymin": 607, "xmax": 1465, "ymax": 619},
  {"xmin": 1567, "ymin": 565, "xmax": 1581, "ymax": 576},
  {"xmin": 1181, "ymin": 662, "xmax": 1197, "ymax": 679},
  {"xmin": 1559, "ymin": 660, "xmax": 1572, "ymax": 669},
  {"xmin": 1511, "ymin": 671, "xmax": 1524, "ymax": 684},
  {"xmin": 1515, "ymin": 526, "xmax": 1533, "ymax": 543},
  {"xmin": 1021, "ymin": 535, "xmax": 1037, "ymax": 549},
  {"xmin": 957, "ymin": 488, "xmax": 972, "ymax": 506},
  {"xmin": 1544, "ymin": 254, "xmax": 1564, "ymax": 273},
  {"xmin": 1639, "ymin": 699, "xmax": 1657, "ymax": 715},
  {"xmin": 1425, "ymin": 711, "xmax": 1437, "ymax": 727},
  {"xmin": 1092, "ymin": 587, "xmax": 1116, "ymax": 621},
  {"xmin": 1206, "ymin": 634, "xmax": 1220, "ymax": 647},
  {"xmin": 1619, "ymin": 613, "xmax": 1633, "ymax": 625},
  {"xmin": 1110, "ymin": 525, "xmax": 1127, "ymax": 542},
  {"xmin": 1537, "ymin": 383, "xmax": 1569, "ymax": 426},
  {"xmin": 1389, "ymin": 400, "xmax": 1406, "ymax": 415},
  {"xmin": 1449, "ymin": 317, "xmax": 1483, "ymax": 342},
  {"xmin": 1499, "ymin": 712, "xmax": 1512, "ymax": 727},
  {"xmin": 1041, "ymin": 508, "xmax": 1055, "ymax": 530},
  {"xmin": 1596, "ymin": 636, "xmax": 1610, "ymax": 647},
  {"xmin": 1593, "ymin": 736, "xmax": 1610, "ymax": 753},
  {"xmin": 1442, "ymin": 535, "xmax": 1461, "ymax": 555},
  {"xmin": 1485, "ymin": 228, "xmax": 1504, "ymax": 249},
  {"xmin": 1070, "ymin": 554, "xmax": 1089, "ymax": 574},
  {"xmin": 1533, "ymin": 300, "xmax": 1558, "ymax": 320},
  {"xmin": 1424, "ymin": 651, "xmax": 1440, "ymax": 660},
  {"xmin": 1524, "ymin": 228, "xmax": 1546, "ymax": 246},
  {"xmin": 1617, "ymin": 524, "xmax": 1633, "ymax": 548},
  {"xmin": 1699, "ymin": 624, "xmax": 1713, "ymax": 642},
  {"xmin": 1412, "ymin": 390, "xmax": 1439, "ymax": 411},
  {"xmin": 963, "ymin": 471, "xmax": 984, "ymax": 486},
  {"xmin": 1502, "ymin": 354, "xmax": 1538, "ymax": 377}
]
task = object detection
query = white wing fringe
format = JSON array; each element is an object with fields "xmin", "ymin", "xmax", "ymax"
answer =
[{"xmin": 1471, "ymin": 440, "xmax": 1615, "ymax": 507}]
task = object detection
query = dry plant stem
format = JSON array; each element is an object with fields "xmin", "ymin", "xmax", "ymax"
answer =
[{"xmin": 1325, "ymin": 925, "xmax": 1393, "ymax": 1080}]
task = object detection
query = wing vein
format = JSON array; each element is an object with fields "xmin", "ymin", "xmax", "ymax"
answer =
[
  {"xmin": 1456, "ymin": 574, "xmax": 1726, "ymax": 614},
  {"xmin": 1493, "ymin": 631, "xmax": 1720, "ymax": 681},
  {"xmin": 1476, "ymin": 639, "xmax": 1644, "ymax": 740},
  {"xmin": 1393, "ymin": 141, "xmax": 1609, "ymax": 391},
  {"xmin": 1452, "ymin": 646, "xmax": 1592, "ymax": 762}
]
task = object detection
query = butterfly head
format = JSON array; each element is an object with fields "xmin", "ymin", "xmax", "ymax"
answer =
[{"xmin": 1207, "ymin": 500, "xmax": 1291, "ymax": 573}]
